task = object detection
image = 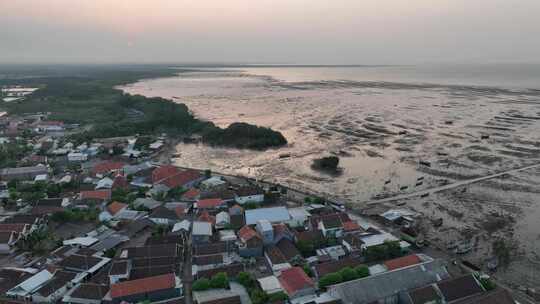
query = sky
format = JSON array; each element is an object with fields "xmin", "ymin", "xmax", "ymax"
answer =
[{"xmin": 1, "ymin": 0, "xmax": 540, "ymax": 65}]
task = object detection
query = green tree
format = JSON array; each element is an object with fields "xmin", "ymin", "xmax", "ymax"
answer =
[
  {"xmin": 236, "ymin": 272, "xmax": 255, "ymax": 288},
  {"xmin": 192, "ymin": 278, "xmax": 211, "ymax": 291},
  {"xmin": 339, "ymin": 267, "xmax": 357, "ymax": 281},
  {"xmin": 210, "ymin": 272, "xmax": 229, "ymax": 289},
  {"xmin": 319, "ymin": 272, "xmax": 343, "ymax": 289},
  {"xmin": 250, "ymin": 289, "xmax": 268, "ymax": 304},
  {"xmin": 268, "ymin": 291, "xmax": 288, "ymax": 302},
  {"xmin": 355, "ymin": 265, "xmax": 370, "ymax": 278}
]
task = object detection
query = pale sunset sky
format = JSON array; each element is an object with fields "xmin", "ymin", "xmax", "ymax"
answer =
[{"xmin": 1, "ymin": 0, "xmax": 539, "ymax": 64}]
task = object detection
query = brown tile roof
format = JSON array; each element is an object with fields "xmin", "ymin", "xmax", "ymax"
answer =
[
  {"xmin": 314, "ymin": 256, "xmax": 364, "ymax": 277},
  {"xmin": 194, "ymin": 242, "xmax": 228, "ymax": 256},
  {"xmin": 384, "ymin": 254, "xmax": 422, "ymax": 271},
  {"xmin": 124, "ymin": 244, "xmax": 180, "ymax": 258},
  {"xmin": 92, "ymin": 161, "xmax": 125, "ymax": 176},
  {"xmin": 112, "ymin": 174, "xmax": 129, "ymax": 190},
  {"xmin": 107, "ymin": 201, "xmax": 127, "ymax": 216},
  {"xmin": 408, "ymin": 285, "xmax": 441, "ymax": 304},
  {"xmin": 295, "ymin": 230, "xmax": 324, "ymax": 243},
  {"xmin": 58, "ymin": 254, "xmax": 104, "ymax": 271},
  {"xmin": 196, "ymin": 263, "xmax": 244, "ymax": 279},
  {"xmin": 343, "ymin": 221, "xmax": 361, "ymax": 232},
  {"xmin": 110, "ymin": 273, "xmax": 176, "ymax": 299},
  {"xmin": 198, "ymin": 210, "xmax": 216, "ymax": 225},
  {"xmin": 0, "ymin": 223, "xmax": 28, "ymax": 233},
  {"xmin": 3, "ymin": 214, "xmax": 41, "ymax": 224},
  {"xmin": 276, "ymin": 239, "xmax": 301, "ymax": 261},
  {"xmin": 437, "ymin": 274, "xmax": 484, "ymax": 302},
  {"xmin": 198, "ymin": 198, "xmax": 225, "ymax": 209},
  {"xmin": 80, "ymin": 189, "xmax": 111, "ymax": 200},
  {"xmin": 151, "ymin": 206, "xmax": 180, "ymax": 220},
  {"xmin": 182, "ymin": 188, "xmax": 200, "ymax": 200},
  {"xmin": 452, "ymin": 288, "xmax": 515, "ymax": 304},
  {"xmin": 110, "ymin": 260, "xmax": 129, "ymax": 275},
  {"xmin": 266, "ymin": 246, "xmax": 287, "ymax": 265},
  {"xmin": 130, "ymin": 265, "xmax": 178, "ymax": 280},
  {"xmin": 0, "ymin": 231, "xmax": 15, "ymax": 243},
  {"xmin": 201, "ymin": 295, "xmax": 242, "ymax": 304},
  {"xmin": 278, "ymin": 267, "xmax": 314, "ymax": 296},
  {"xmin": 238, "ymin": 225, "xmax": 260, "ymax": 242},
  {"xmin": 152, "ymin": 165, "xmax": 181, "ymax": 183},
  {"xmin": 70, "ymin": 283, "xmax": 109, "ymax": 300},
  {"xmin": 145, "ymin": 234, "xmax": 184, "ymax": 246},
  {"xmin": 34, "ymin": 270, "xmax": 77, "ymax": 297},
  {"xmin": 160, "ymin": 169, "xmax": 201, "ymax": 189}
]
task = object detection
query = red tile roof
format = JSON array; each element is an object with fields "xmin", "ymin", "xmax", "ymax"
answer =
[
  {"xmin": 112, "ymin": 174, "xmax": 129, "ymax": 190},
  {"xmin": 0, "ymin": 223, "xmax": 28, "ymax": 234},
  {"xmin": 110, "ymin": 273, "xmax": 176, "ymax": 299},
  {"xmin": 152, "ymin": 165, "xmax": 181, "ymax": 183},
  {"xmin": 107, "ymin": 201, "xmax": 127, "ymax": 216},
  {"xmin": 278, "ymin": 267, "xmax": 314, "ymax": 296},
  {"xmin": 160, "ymin": 170, "xmax": 201, "ymax": 189},
  {"xmin": 174, "ymin": 206, "xmax": 186, "ymax": 218},
  {"xmin": 92, "ymin": 161, "xmax": 125, "ymax": 176},
  {"xmin": 197, "ymin": 198, "xmax": 224, "ymax": 209},
  {"xmin": 343, "ymin": 221, "xmax": 361, "ymax": 232},
  {"xmin": 238, "ymin": 225, "xmax": 260, "ymax": 242},
  {"xmin": 384, "ymin": 254, "xmax": 422, "ymax": 271},
  {"xmin": 80, "ymin": 189, "xmax": 111, "ymax": 200},
  {"xmin": 182, "ymin": 188, "xmax": 200, "ymax": 200},
  {"xmin": 198, "ymin": 211, "xmax": 216, "ymax": 225}
]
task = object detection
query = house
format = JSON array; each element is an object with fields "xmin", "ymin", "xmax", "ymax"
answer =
[
  {"xmin": 341, "ymin": 234, "xmax": 364, "ymax": 254},
  {"xmin": 192, "ymin": 221, "xmax": 213, "ymax": 244},
  {"xmin": 67, "ymin": 152, "xmax": 88, "ymax": 162},
  {"xmin": 200, "ymin": 176, "xmax": 227, "ymax": 191},
  {"xmin": 216, "ymin": 211, "xmax": 231, "ymax": 229},
  {"xmin": 317, "ymin": 213, "xmax": 348, "ymax": 238},
  {"xmin": 198, "ymin": 211, "xmax": 216, "ymax": 225},
  {"xmin": 276, "ymin": 238, "xmax": 302, "ymax": 264},
  {"xmin": 31, "ymin": 270, "xmax": 78, "ymax": 303},
  {"xmin": 58, "ymin": 254, "xmax": 111, "ymax": 274},
  {"xmin": 384, "ymin": 254, "xmax": 423, "ymax": 271},
  {"xmin": 257, "ymin": 275, "xmax": 284, "ymax": 295},
  {"xmin": 436, "ymin": 274, "xmax": 484, "ymax": 302},
  {"xmin": 407, "ymin": 284, "xmax": 443, "ymax": 304},
  {"xmin": 99, "ymin": 202, "xmax": 126, "ymax": 222},
  {"xmin": 153, "ymin": 166, "xmax": 203, "ymax": 189},
  {"xmin": 0, "ymin": 231, "xmax": 19, "ymax": 254},
  {"xmin": 62, "ymin": 283, "xmax": 109, "ymax": 304},
  {"xmin": 0, "ymin": 268, "xmax": 35, "ymax": 297},
  {"xmin": 150, "ymin": 206, "xmax": 181, "ymax": 226},
  {"xmin": 95, "ymin": 177, "xmax": 113, "ymax": 190},
  {"xmin": 451, "ymin": 288, "xmax": 515, "ymax": 304},
  {"xmin": 109, "ymin": 260, "xmax": 131, "ymax": 284},
  {"xmin": 229, "ymin": 205, "xmax": 245, "ymax": 229},
  {"xmin": 316, "ymin": 245, "xmax": 346, "ymax": 261},
  {"xmin": 314, "ymin": 256, "xmax": 364, "ymax": 278},
  {"xmin": 256, "ymin": 219, "xmax": 274, "ymax": 245},
  {"xmin": 181, "ymin": 188, "xmax": 200, "ymax": 202},
  {"xmin": 235, "ymin": 186, "xmax": 264, "ymax": 205},
  {"xmin": 0, "ymin": 223, "xmax": 31, "ymax": 236},
  {"xmin": 237, "ymin": 225, "xmax": 263, "ymax": 257},
  {"xmin": 0, "ymin": 165, "xmax": 49, "ymax": 181},
  {"xmin": 265, "ymin": 246, "xmax": 291, "ymax": 274},
  {"xmin": 278, "ymin": 267, "xmax": 316, "ymax": 299},
  {"xmin": 327, "ymin": 259, "xmax": 449, "ymax": 304},
  {"xmin": 31, "ymin": 198, "xmax": 66, "ymax": 215},
  {"xmin": 91, "ymin": 161, "xmax": 125, "ymax": 178},
  {"xmin": 108, "ymin": 273, "xmax": 181, "ymax": 304},
  {"xmin": 201, "ymin": 189, "xmax": 236, "ymax": 203},
  {"xmin": 197, "ymin": 198, "xmax": 226, "ymax": 210},
  {"xmin": 80, "ymin": 189, "xmax": 111, "ymax": 202},
  {"xmin": 245, "ymin": 207, "xmax": 291, "ymax": 225},
  {"xmin": 172, "ymin": 220, "xmax": 191, "ymax": 233},
  {"xmin": 193, "ymin": 288, "xmax": 242, "ymax": 304},
  {"xmin": 6, "ymin": 269, "xmax": 54, "ymax": 299},
  {"xmin": 273, "ymin": 223, "xmax": 295, "ymax": 244},
  {"xmin": 132, "ymin": 197, "xmax": 161, "ymax": 210},
  {"xmin": 288, "ymin": 207, "xmax": 311, "ymax": 227},
  {"xmin": 111, "ymin": 174, "xmax": 129, "ymax": 190}
]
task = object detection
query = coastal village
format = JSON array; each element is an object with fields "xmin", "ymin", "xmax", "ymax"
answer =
[{"xmin": 0, "ymin": 106, "xmax": 526, "ymax": 304}]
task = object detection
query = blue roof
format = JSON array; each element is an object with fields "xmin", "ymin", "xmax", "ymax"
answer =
[{"xmin": 245, "ymin": 207, "xmax": 291, "ymax": 225}]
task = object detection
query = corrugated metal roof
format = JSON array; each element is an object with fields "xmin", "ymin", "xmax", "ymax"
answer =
[{"xmin": 245, "ymin": 207, "xmax": 290, "ymax": 225}]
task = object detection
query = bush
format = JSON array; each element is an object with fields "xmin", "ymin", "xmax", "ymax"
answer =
[
  {"xmin": 312, "ymin": 156, "xmax": 340, "ymax": 171},
  {"xmin": 268, "ymin": 291, "xmax": 288, "ymax": 302},
  {"xmin": 339, "ymin": 267, "xmax": 357, "ymax": 281},
  {"xmin": 319, "ymin": 272, "xmax": 343, "ymax": 289},
  {"xmin": 236, "ymin": 272, "xmax": 255, "ymax": 288},
  {"xmin": 192, "ymin": 278, "xmax": 211, "ymax": 291},
  {"xmin": 355, "ymin": 265, "xmax": 370, "ymax": 278},
  {"xmin": 364, "ymin": 240, "xmax": 402, "ymax": 262},
  {"xmin": 250, "ymin": 289, "xmax": 269, "ymax": 304},
  {"xmin": 303, "ymin": 264, "xmax": 314, "ymax": 277},
  {"xmin": 210, "ymin": 272, "xmax": 229, "ymax": 289}
]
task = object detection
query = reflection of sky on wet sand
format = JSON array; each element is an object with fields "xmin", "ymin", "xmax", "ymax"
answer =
[{"xmin": 122, "ymin": 67, "xmax": 540, "ymax": 206}]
